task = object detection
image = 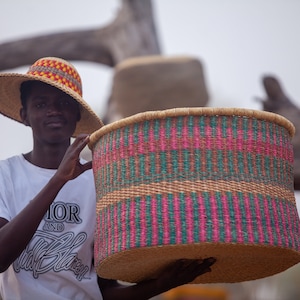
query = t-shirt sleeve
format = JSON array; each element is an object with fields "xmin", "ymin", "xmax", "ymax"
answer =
[{"xmin": 0, "ymin": 161, "xmax": 12, "ymax": 221}]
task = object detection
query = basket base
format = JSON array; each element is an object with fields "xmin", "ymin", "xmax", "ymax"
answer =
[{"xmin": 96, "ymin": 243, "xmax": 300, "ymax": 283}]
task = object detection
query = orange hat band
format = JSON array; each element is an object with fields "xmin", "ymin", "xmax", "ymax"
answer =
[{"xmin": 27, "ymin": 58, "xmax": 82, "ymax": 96}]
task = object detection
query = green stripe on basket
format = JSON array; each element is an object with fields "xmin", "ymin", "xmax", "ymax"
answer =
[
  {"xmin": 145, "ymin": 195, "xmax": 153, "ymax": 246},
  {"xmin": 156, "ymin": 194, "xmax": 164, "ymax": 245},
  {"xmin": 135, "ymin": 196, "xmax": 141, "ymax": 247},
  {"xmin": 191, "ymin": 191, "xmax": 200, "ymax": 242},
  {"xmin": 188, "ymin": 116, "xmax": 194, "ymax": 137},
  {"xmin": 267, "ymin": 195, "xmax": 278, "ymax": 246},
  {"xmin": 168, "ymin": 193, "xmax": 176, "ymax": 245},
  {"xmin": 226, "ymin": 192, "xmax": 237, "ymax": 242},
  {"xmin": 249, "ymin": 193, "xmax": 259, "ymax": 243},
  {"xmin": 237, "ymin": 191, "xmax": 248, "ymax": 243},
  {"xmin": 166, "ymin": 117, "xmax": 172, "ymax": 137},
  {"xmin": 221, "ymin": 116, "xmax": 227, "ymax": 138},
  {"xmin": 154, "ymin": 119, "xmax": 161, "ymax": 141},
  {"xmin": 179, "ymin": 192, "xmax": 187, "ymax": 244},
  {"xmin": 203, "ymin": 191, "xmax": 213, "ymax": 241},
  {"xmin": 183, "ymin": 149, "xmax": 190, "ymax": 174},
  {"xmin": 243, "ymin": 117, "xmax": 248, "ymax": 140},
  {"xmin": 139, "ymin": 154, "xmax": 145, "ymax": 177},
  {"xmin": 215, "ymin": 191, "xmax": 226, "ymax": 243},
  {"xmin": 149, "ymin": 152, "xmax": 156, "ymax": 176}
]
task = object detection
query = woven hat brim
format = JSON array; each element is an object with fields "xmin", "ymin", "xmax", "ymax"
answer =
[{"xmin": 0, "ymin": 73, "xmax": 104, "ymax": 136}]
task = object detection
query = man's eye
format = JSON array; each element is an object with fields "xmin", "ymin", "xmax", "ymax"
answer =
[
  {"xmin": 35, "ymin": 102, "xmax": 46, "ymax": 108},
  {"xmin": 60, "ymin": 99, "xmax": 71, "ymax": 106}
]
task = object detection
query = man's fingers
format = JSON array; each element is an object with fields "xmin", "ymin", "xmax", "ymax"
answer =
[
  {"xmin": 74, "ymin": 134, "xmax": 90, "ymax": 151},
  {"xmin": 81, "ymin": 161, "xmax": 92, "ymax": 172}
]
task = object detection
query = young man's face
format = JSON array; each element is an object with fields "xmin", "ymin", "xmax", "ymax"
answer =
[{"xmin": 20, "ymin": 81, "xmax": 80, "ymax": 144}]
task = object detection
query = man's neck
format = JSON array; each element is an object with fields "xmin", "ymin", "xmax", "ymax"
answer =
[{"xmin": 24, "ymin": 143, "xmax": 70, "ymax": 169}]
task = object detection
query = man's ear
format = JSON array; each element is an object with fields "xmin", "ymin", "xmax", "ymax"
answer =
[{"xmin": 20, "ymin": 107, "xmax": 30, "ymax": 126}]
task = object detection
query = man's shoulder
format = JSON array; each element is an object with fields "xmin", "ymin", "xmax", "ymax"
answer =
[{"xmin": 0, "ymin": 154, "xmax": 24, "ymax": 169}]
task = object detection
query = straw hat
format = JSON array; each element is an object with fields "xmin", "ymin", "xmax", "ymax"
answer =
[
  {"xmin": 0, "ymin": 57, "xmax": 104, "ymax": 136},
  {"xmin": 108, "ymin": 56, "xmax": 209, "ymax": 119}
]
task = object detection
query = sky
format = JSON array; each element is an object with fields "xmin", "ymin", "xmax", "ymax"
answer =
[
  {"xmin": 1, "ymin": 0, "xmax": 300, "ymax": 213},
  {"xmin": 1, "ymin": 0, "xmax": 300, "ymax": 158}
]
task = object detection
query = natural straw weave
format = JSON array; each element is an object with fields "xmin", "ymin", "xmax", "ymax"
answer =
[
  {"xmin": 89, "ymin": 107, "xmax": 300, "ymax": 283},
  {"xmin": 0, "ymin": 57, "xmax": 103, "ymax": 136}
]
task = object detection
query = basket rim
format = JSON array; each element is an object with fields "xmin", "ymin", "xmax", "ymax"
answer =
[{"xmin": 89, "ymin": 107, "xmax": 295, "ymax": 149}]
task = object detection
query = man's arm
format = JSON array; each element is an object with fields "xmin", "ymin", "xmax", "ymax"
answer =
[
  {"xmin": 0, "ymin": 134, "xmax": 91, "ymax": 272},
  {"xmin": 99, "ymin": 257, "xmax": 216, "ymax": 300}
]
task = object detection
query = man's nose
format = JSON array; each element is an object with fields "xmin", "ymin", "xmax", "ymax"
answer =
[{"xmin": 46, "ymin": 102, "xmax": 62, "ymax": 115}]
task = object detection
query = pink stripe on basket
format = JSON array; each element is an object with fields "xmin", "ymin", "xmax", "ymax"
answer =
[
  {"xmin": 138, "ymin": 129, "xmax": 145, "ymax": 154},
  {"xmin": 129, "ymin": 200, "xmax": 136, "ymax": 248},
  {"xmin": 205, "ymin": 123, "xmax": 212, "ymax": 149},
  {"xmin": 185, "ymin": 195, "xmax": 194, "ymax": 244},
  {"xmin": 264, "ymin": 199, "xmax": 274, "ymax": 246},
  {"xmin": 173, "ymin": 195, "xmax": 182, "ymax": 244},
  {"xmin": 221, "ymin": 194, "xmax": 232, "ymax": 243},
  {"xmin": 279, "ymin": 201, "xmax": 290, "ymax": 248},
  {"xmin": 118, "ymin": 137, "xmax": 126, "ymax": 159},
  {"xmin": 111, "ymin": 134, "xmax": 117, "ymax": 160},
  {"xmin": 182, "ymin": 124, "xmax": 189, "ymax": 149},
  {"xmin": 232, "ymin": 194, "xmax": 244, "ymax": 243},
  {"xmin": 106, "ymin": 209, "xmax": 112, "ymax": 257},
  {"xmin": 193, "ymin": 122, "xmax": 201, "ymax": 149},
  {"xmin": 170, "ymin": 125, "xmax": 178, "ymax": 150},
  {"xmin": 291, "ymin": 207, "xmax": 300, "ymax": 250},
  {"xmin": 271, "ymin": 198, "xmax": 283, "ymax": 247},
  {"xmin": 198, "ymin": 195, "xmax": 207, "ymax": 242},
  {"xmin": 94, "ymin": 217, "xmax": 100, "ymax": 258},
  {"xmin": 149, "ymin": 128, "xmax": 155, "ymax": 152},
  {"xmin": 128, "ymin": 132, "xmax": 135, "ymax": 156},
  {"xmin": 96, "ymin": 214, "xmax": 103, "ymax": 260},
  {"xmin": 151, "ymin": 198, "xmax": 159, "ymax": 245},
  {"xmin": 246, "ymin": 120, "xmax": 254, "ymax": 153},
  {"xmin": 226, "ymin": 126, "xmax": 233, "ymax": 141},
  {"xmin": 162, "ymin": 195, "xmax": 171, "ymax": 244},
  {"xmin": 243, "ymin": 195, "xmax": 255, "ymax": 244},
  {"xmin": 113, "ymin": 204, "xmax": 119, "ymax": 254},
  {"xmin": 210, "ymin": 194, "xmax": 220, "ymax": 243},
  {"xmin": 140, "ymin": 198, "xmax": 147, "ymax": 247},
  {"xmin": 253, "ymin": 196, "xmax": 265, "ymax": 244},
  {"xmin": 236, "ymin": 135, "xmax": 244, "ymax": 151},
  {"xmin": 214, "ymin": 129, "xmax": 222, "ymax": 150},
  {"xmin": 159, "ymin": 126, "xmax": 167, "ymax": 151},
  {"xmin": 121, "ymin": 201, "xmax": 127, "ymax": 251},
  {"xmin": 285, "ymin": 201, "xmax": 295, "ymax": 249}
]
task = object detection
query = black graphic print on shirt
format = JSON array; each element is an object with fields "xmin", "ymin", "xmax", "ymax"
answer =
[{"xmin": 13, "ymin": 201, "xmax": 90, "ymax": 281}]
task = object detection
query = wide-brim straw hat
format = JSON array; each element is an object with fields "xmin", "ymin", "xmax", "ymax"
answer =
[
  {"xmin": 110, "ymin": 55, "xmax": 209, "ymax": 118},
  {"xmin": 0, "ymin": 57, "xmax": 104, "ymax": 136}
]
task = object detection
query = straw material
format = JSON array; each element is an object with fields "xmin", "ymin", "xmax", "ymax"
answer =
[
  {"xmin": 110, "ymin": 56, "xmax": 209, "ymax": 117},
  {"xmin": 90, "ymin": 107, "xmax": 300, "ymax": 283},
  {"xmin": 0, "ymin": 57, "xmax": 103, "ymax": 136}
]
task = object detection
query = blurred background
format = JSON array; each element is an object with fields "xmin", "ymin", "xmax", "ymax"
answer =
[{"xmin": 1, "ymin": 1, "xmax": 300, "ymax": 299}]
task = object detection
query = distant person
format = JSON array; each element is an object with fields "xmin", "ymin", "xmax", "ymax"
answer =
[{"xmin": 0, "ymin": 57, "xmax": 216, "ymax": 299}]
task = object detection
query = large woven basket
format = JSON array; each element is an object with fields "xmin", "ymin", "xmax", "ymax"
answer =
[{"xmin": 89, "ymin": 107, "xmax": 300, "ymax": 283}]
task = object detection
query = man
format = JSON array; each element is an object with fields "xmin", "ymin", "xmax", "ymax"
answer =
[{"xmin": 0, "ymin": 57, "xmax": 215, "ymax": 299}]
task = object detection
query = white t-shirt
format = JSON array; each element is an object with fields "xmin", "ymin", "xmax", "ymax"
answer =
[{"xmin": 0, "ymin": 155, "xmax": 102, "ymax": 300}]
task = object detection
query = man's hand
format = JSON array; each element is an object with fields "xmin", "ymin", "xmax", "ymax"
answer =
[
  {"xmin": 99, "ymin": 257, "xmax": 216, "ymax": 300},
  {"xmin": 155, "ymin": 257, "xmax": 216, "ymax": 291},
  {"xmin": 56, "ymin": 134, "xmax": 92, "ymax": 182}
]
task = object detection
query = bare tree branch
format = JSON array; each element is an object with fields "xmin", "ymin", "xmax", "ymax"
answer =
[
  {"xmin": 0, "ymin": 0, "xmax": 161, "ymax": 70},
  {"xmin": 258, "ymin": 75, "xmax": 300, "ymax": 190}
]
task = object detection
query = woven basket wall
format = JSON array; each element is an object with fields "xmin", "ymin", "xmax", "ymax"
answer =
[{"xmin": 89, "ymin": 107, "xmax": 300, "ymax": 284}]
